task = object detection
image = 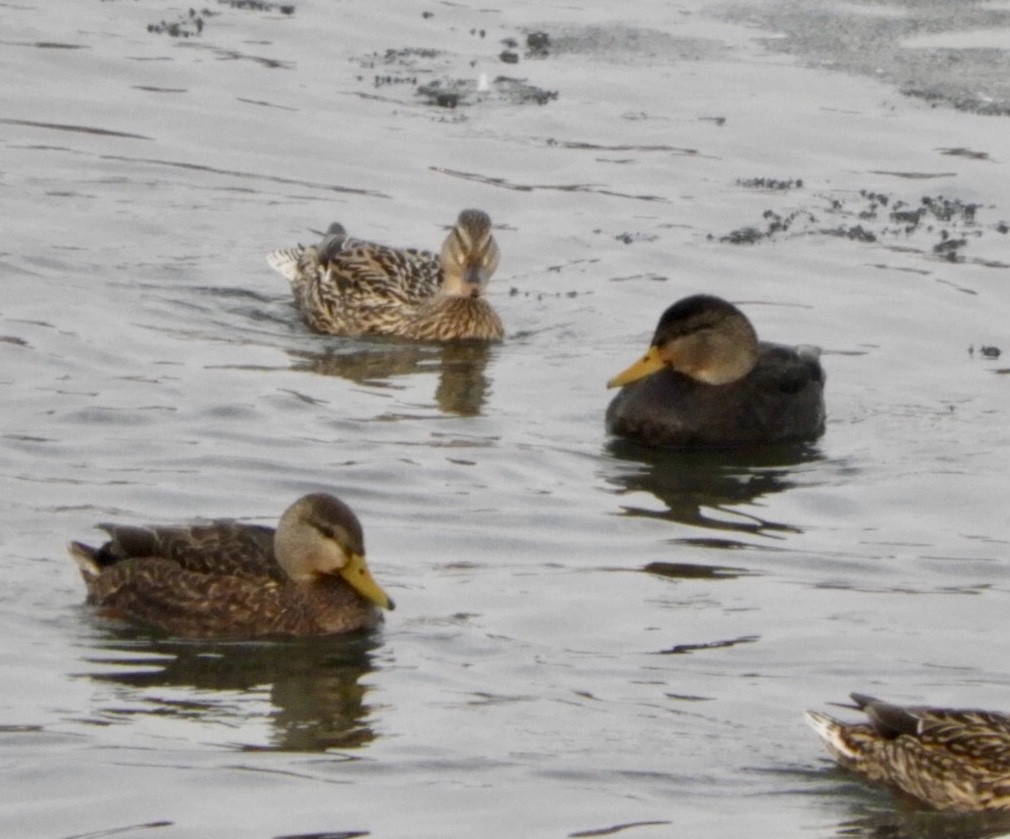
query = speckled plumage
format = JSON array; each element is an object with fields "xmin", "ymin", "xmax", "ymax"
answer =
[
  {"xmin": 807, "ymin": 693, "xmax": 1010, "ymax": 811},
  {"xmin": 606, "ymin": 294, "xmax": 825, "ymax": 447},
  {"xmin": 69, "ymin": 493, "xmax": 394, "ymax": 639},
  {"xmin": 267, "ymin": 209, "xmax": 504, "ymax": 342}
]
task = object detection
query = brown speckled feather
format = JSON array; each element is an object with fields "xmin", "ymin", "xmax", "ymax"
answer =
[
  {"xmin": 267, "ymin": 209, "xmax": 504, "ymax": 342},
  {"xmin": 807, "ymin": 694, "xmax": 1010, "ymax": 811},
  {"xmin": 81, "ymin": 556, "xmax": 376, "ymax": 638},
  {"xmin": 88, "ymin": 521, "xmax": 282, "ymax": 582},
  {"xmin": 69, "ymin": 494, "xmax": 391, "ymax": 639}
]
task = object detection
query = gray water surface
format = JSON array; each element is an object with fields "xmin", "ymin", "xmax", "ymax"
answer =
[{"xmin": 3, "ymin": 1, "xmax": 1010, "ymax": 838}]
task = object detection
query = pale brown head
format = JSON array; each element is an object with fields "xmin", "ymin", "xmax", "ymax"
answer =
[
  {"xmin": 274, "ymin": 493, "xmax": 394, "ymax": 610},
  {"xmin": 607, "ymin": 295, "xmax": 760, "ymax": 388},
  {"xmin": 438, "ymin": 209, "xmax": 501, "ymax": 298}
]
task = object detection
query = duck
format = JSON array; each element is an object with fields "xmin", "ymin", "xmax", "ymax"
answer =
[
  {"xmin": 806, "ymin": 693, "xmax": 1010, "ymax": 811},
  {"xmin": 266, "ymin": 209, "xmax": 504, "ymax": 342},
  {"xmin": 69, "ymin": 493, "xmax": 395, "ymax": 639},
  {"xmin": 605, "ymin": 294, "xmax": 825, "ymax": 448}
]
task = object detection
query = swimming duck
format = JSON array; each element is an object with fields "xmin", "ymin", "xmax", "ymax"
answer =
[
  {"xmin": 605, "ymin": 294, "xmax": 825, "ymax": 447},
  {"xmin": 807, "ymin": 693, "xmax": 1010, "ymax": 811},
  {"xmin": 266, "ymin": 209, "xmax": 504, "ymax": 342},
  {"xmin": 69, "ymin": 493, "xmax": 394, "ymax": 639}
]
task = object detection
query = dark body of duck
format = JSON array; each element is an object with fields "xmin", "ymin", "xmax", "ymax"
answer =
[
  {"xmin": 267, "ymin": 209, "xmax": 504, "ymax": 342},
  {"xmin": 606, "ymin": 294, "xmax": 825, "ymax": 448},
  {"xmin": 69, "ymin": 493, "xmax": 394, "ymax": 639},
  {"xmin": 807, "ymin": 693, "xmax": 1010, "ymax": 811}
]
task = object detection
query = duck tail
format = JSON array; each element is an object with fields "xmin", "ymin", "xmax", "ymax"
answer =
[
  {"xmin": 805, "ymin": 710, "xmax": 859, "ymax": 760},
  {"xmin": 68, "ymin": 541, "xmax": 101, "ymax": 580},
  {"xmin": 266, "ymin": 248, "xmax": 304, "ymax": 284}
]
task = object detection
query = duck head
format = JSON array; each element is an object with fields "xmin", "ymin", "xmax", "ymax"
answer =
[
  {"xmin": 439, "ymin": 209, "xmax": 501, "ymax": 299},
  {"xmin": 274, "ymin": 493, "xmax": 394, "ymax": 611},
  {"xmin": 608, "ymin": 295, "xmax": 760, "ymax": 388}
]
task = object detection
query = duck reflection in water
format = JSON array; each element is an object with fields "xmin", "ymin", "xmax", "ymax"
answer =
[
  {"xmin": 606, "ymin": 439, "xmax": 823, "ymax": 540},
  {"xmin": 80, "ymin": 633, "xmax": 381, "ymax": 752},
  {"xmin": 809, "ymin": 774, "xmax": 1010, "ymax": 839},
  {"xmin": 824, "ymin": 808, "xmax": 1010, "ymax": 839},
  {"xmin": 288, "ymin": 340, "xmax": 493, "ymax": 417}
]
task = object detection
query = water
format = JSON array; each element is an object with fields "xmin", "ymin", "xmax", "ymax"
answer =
[{"xmin": 3, "ymin": 1, "xmax": 1010, "ymax": 837}]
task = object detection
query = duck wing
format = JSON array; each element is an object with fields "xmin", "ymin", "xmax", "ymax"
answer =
[
  {"xmin": 78, "ymin": 519, "xmax": 281, "ymax": 582},
  {"xmin": 323, "ymin": 244, "xmax": 441, "ymax": 303}
]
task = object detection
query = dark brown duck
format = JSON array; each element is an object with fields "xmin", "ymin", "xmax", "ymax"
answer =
[
  {"xmin": 606, "ymin": 294, "xmax": 825, "ymax": 447},
  {"xmin": 69, "ymin": 493, "xmax": 394, "ymax": 639}
]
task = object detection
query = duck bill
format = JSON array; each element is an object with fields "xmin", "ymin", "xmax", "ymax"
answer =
[
  {"xmin": 607, "ymin": 345, "xmax": 665, "ymax": 388},
  {"xmin": 463, "ymin": 265, "xmax": 487, "ymax": 295},
  {"xmin": 340, "ymin": 553, "xmax": 395, "ymax": 610}
]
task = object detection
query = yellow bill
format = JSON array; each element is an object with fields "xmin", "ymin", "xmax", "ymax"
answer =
[
  {"xmin": 607, "ymin": 345, "xmax": 665, "ymax": 389},
  {"xmin": 340, "ymin": 553, "xmax": 395, "ymax": 610}
]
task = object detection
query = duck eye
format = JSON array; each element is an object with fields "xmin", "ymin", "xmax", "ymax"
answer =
[{"xmin": 317, "ymin": 525, "xmax": 335, "ymax": 539}]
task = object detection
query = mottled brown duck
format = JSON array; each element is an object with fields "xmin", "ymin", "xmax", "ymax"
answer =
[
  {"xmin": 807, "ymin": 693, "xmax": 1010, "ymax": 811},
  {"xmin": 69, "ymin": 493, "xmax": 394, "ymax": 639},
  {"xmin": 267, "ymin": 209, "xmax": 504, "ymax": 342},
  {"xmin": 606, "ymin": 294, "xmax": 825, "ymax": 447}
]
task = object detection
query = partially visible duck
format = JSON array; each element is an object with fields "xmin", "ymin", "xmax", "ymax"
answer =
[
  {"xmin": 606, "ymin": 294, "xmax": 825, "ymax": 447},
  {"xmin": 807, "ymin": 693, "xmax": 1010, "ymax": 811},
  {"xmin": 69, "ymin": 493, "xmax": 394, "ymax": 639},
  {"xmin": 267, "ymin": 209, "xmax": 504, "ymax": 342}
]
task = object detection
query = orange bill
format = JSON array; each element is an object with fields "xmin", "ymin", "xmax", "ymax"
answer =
[
  {"xmin": 606, "ymin": 345, "xmax": 664, "ymax": 389},
  {"xmin": 340, "ymin": 553, "xmax": 395, "ymax": 610}
]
